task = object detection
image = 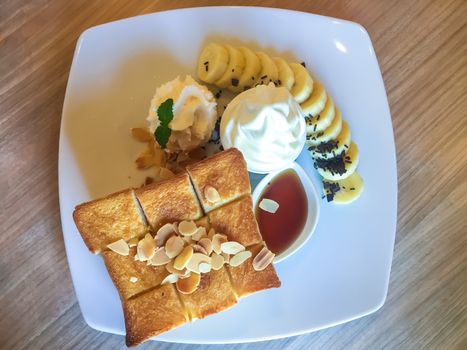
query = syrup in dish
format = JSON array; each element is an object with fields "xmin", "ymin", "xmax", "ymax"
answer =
[{"xmin": 255, "ymin": 169, "xmax": 308, "ymax": 254}]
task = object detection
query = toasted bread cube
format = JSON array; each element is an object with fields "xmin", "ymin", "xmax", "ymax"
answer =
[
  {"xmin": 102, "ymin": 247, "xmax": 168, "ymax": 300},
  {"xmin": 187, "ymin": 148, "xmax": 250, "ymax": 212},
  {"xmin": 123, "ymin": 283, "xmax": 188, "ymax": 347},
  {"xmin": 73, "ymin": 189, "xmax": 147, "ymax": 254},
  {"xmin": 228, "ymin": 244, "xmax": 281, "ymax": 298},
  {"xmin": 178, "ymin": 267, "xmax": 237, "ymax": 320},
  {"xmin": 208, "ymin": 195, "xmax": 262, "ymax": 247},
  {"xmin": 135, "ymin": 172, "xmax": 203, "ymax": 230}
]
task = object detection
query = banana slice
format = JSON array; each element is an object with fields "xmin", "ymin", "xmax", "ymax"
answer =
[
  {"xmin": 256, "ymin": 52, "xmax": 279, "ymax": 85},
  {"xmin": 232, "ymin": 46, "xmax": 261, "ymax": 93},
  {"xmin": 309, "ymin": 121, "xmax": 351, "ymax": 159},
  {"xmin": 301, "ymin": 80, "xmax": 327, "ymax": 118},
  {"xmin": 273, "ymin": 57, "xmax": 294, "ymax": 90},
  {"xmin": 197, "ymin": 43, "xmax": 229, "ymax": 84},
  {"xmin": 305, "ymin": 95, "xmax": 335, "ymax": 134},
  {"xmin": 315, "ymin": 142, "xmax": 359, "ymax": 181},
  {"xmin": 306, "ymin": 106, "xmax": 342, "ymax": 146},
  {"xmin": 322, "ymin": 172, "xmax": 364, "ymax": 204},
  {"xmin": 215, "ymin": 45, "xmax": 246, "ymax": 89},
  {"xmin": 289, "ymin": 63, "xmax": 313, "ymax": 103}
]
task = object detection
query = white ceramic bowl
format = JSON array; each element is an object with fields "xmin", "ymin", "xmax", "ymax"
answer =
[{"xmin": 252, "ymin": 162, "xmax": 320, "ymax": 263}]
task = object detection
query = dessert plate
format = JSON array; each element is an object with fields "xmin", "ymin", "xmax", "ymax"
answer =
[{"xmin": 59, "ymin": 6, "xmax": 397, "ymax": 343}]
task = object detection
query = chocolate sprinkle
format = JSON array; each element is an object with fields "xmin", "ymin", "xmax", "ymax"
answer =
[
  {"xmin": 231, "ymin": 69, "xmax": 235, "ymax": 72},
  {"xmin": 205, "ymin": 65, "xmax": 208, "ymax": 72},
  {"xmin": 350, "ymin": 187, "xmax": 355, "ymax": 190},
  {"xmin": 323, "ymin": 181, "xmax": 340, "ymax": 202},
  {"xmin": 214, "ymin": 90, "xmax": 222, "ymax": 99},
  {"xmin": 231, "ymin": 78, "xmax": 239, "ymax": 87},
  {"xmin": 313, "ymin": 124, "xmax": 317, "ymax": 132},
  {"xmin": 308, "ymin": 140, "xmax": 339, "ymax": 155},
  {"xmin": 301, "ymin": 61, "xmax": 306, "ymax": 67},
  {"xmin": 314, "ymin": 150, "xmax": 348, "ymax": 176},
  {"xmin": 261, "ymin": 75, "xmax": 267, "ymax": 79},
  {"xmin": 203, "ymin": 61, "xmax": 208, "ymax": 65}
]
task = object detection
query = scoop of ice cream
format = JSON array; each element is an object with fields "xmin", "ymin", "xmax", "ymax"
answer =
[
  {"xmin": 147, "ymin": 76, "xmax": 218, "ymax": 152},
  {"xmin": 220, "ymin": 83, "xmax": 306, "ymax": 173}
]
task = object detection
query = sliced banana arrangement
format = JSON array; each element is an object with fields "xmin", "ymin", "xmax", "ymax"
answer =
[{"xmin": 197, "ymin": 42, "xmax": 364, "ymax": 204}]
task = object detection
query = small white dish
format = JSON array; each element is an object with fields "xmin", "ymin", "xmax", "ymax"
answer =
[{"xmin": 252, "ymin": 162, "xmax": 320, "ymax": 263}]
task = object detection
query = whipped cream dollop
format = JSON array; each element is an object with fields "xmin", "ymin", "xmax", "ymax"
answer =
[
  {"xmin": 147, "ymin": 76, "xmax": 217, "ymax": 152},
  {"xmin": 220, "ymin": 83, "xmax": 306, "ymax": 173}
]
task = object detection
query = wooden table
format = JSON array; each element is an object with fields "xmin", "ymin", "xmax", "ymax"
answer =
[{"xmin": 1, "ymin": 1, "xmax": 466, "ymax": 349}]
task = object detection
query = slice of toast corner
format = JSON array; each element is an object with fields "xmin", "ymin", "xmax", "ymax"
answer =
[
  {"xmin": 73, "ymin": 189, "xmax": 147, "ymax": 254},
  {"xmin": 186, "ymin": 148, "xmax": 250, "ymax": 213}
]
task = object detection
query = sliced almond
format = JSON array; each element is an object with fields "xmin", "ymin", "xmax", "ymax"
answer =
[
  {"xmin": 135, "ymin": 154, "xmax": 155, "ymax": 169},
  {"xmin": 166, "ymin": 260, "xmax": 189, "ymax": 277},
  {"xmin": 131, "ymin": 127, "xmax": 153, "ymax": 142},
  {"xmin": 207, "ymin": 228, "xmax": 216, "ymax": 240},
  {"xmin": 212, "ymin": 233, "xmax": 228, "ymax": 254},
  {"xmin": 191, "ymin": 227, "xmax": 207, "ymax": 241},
  {"xmin": 165, "ymin": 236, "xmax": 184, "ymax": 258},
  {"xmin": 107, "ymin": 239, "xmax": 129, "ymax": 256},
  {"xmin": 182, "ymin": 236, "xmax": 193, "ymax": 245},
  {"xmin": 221, "ymin": 241, "xmax": 245, "ymax": 255},
  {"xmin": 199, "ymin": 262, "xmax": 212, "ymax": 274},
  {"xmin": 204, "ymin": 186, "xmax": 221, "ymax": 203},
  {"xmin": 161, "ymin": 273, "xmax": 179, "ymax": 285},
  {"xmin": 137, "ymin": 233, "xmax": 156, "ymax": 261},
  {"xmin": 253, "ymin": 247, "xmax": 276, "ymax": 271},
  {"xmin": 129, "ymin": 276, "xmax": 138, "ymax": 283},
  {"xmin": 192, "ymin": 244, "xmax": 208, "ymax": 255},
  {"xmin": 198, "ymin": 238, "xmax": 213, "ymax": 256},
  {"xmin": 155, "ymin": 223, "xmax": 176, "ymax": 247},
  {"xmin": 259, "ymin": 198, "xmax": 280, "ymax": 214},
  {"xmin": 134, "ymin": 254, "xmax": 140, "ymax": 261},
  {"xmin": 176, "ymin": 272, "xmax": 201, "ymax": 294},
  {"xmin": 178, "ymin": 220, "xmax": 197, "ymax": 236},
  {"xmin": 149, "ymin": 247, "xmax": 171, "ymax": 266},
  {"xmin": 211, "ymin": 253, "xmax": 225, "ymax": 270},
  {"xmin": 186, "ymin": 253, "xmax": 211, "ymax": 274},
  {"xmin": 229, "ymin": 250, "xmax": 252, "ymax": 267},
  {"xmin": 127, "ymin": 237, "xmax": 139, "ymax": 248},
  {"xmin": 153, "ymin": 148, "xmax": 166, "ymax": 167},
  {"xmin": 222, "ymin": 252, "xmax": 230, "ymax": 264},
  {"xmin": 173, "ymin": 246, "xmax": 194, "ymax": 270}
]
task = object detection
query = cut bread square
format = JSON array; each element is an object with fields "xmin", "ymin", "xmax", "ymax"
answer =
[
  {"xmin": 102, "ymin": 247, "xmax": 169, "ymax": 300},
  {"xmin": 123, "ymin": 283, "xmax": 188, "ymax": 347},
  {"xmin": 135, "ymin": 172, "xmax": 203, "ymax": 230},
  {"xmin": 186, "ymin": 148, "xmax": 250, "ymax": 212},
  {"xmin": 178, "ymin": 267, "xmax": 238, "ymax": 320},
  {"xmin": 228, "ymin": 244, "xmax": 281, "ymax": 298},
  {"xmin": 73, "ymin": 189, "xmax": 147, "ymax": 254},
  {"xmin": 208, "ymin": 195, "xmax": 262, "ymax": 247}
]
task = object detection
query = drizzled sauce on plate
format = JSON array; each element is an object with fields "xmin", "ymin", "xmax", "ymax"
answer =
[{"xmin": 255, "ymin": 169, "xmax": 308, "ymax": 254}]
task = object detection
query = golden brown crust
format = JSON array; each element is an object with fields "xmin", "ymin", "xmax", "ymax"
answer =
[
  {"xmin": 186, "ymin": 148, "xmax": 250, "ymax": 212},
  {"xmin": 228, "ymin": 244, "xmax": 281, "ymax": 298},
  {"xmin": 135, "ymin": 172, "xmax": 203, "ymax": 230},
  {"xmin": 208, "ymin": 195, "xmax": 262, "ymax": 247},
  {"xmin": 73, "ymin": 189, "xmax": 147, "ymax": 254},
  {"xmin": 178, "ymin": 268, "xmax": 237, "ymax": 320},
  {"xmin": 123, "ymin": 284, "xmax": 188, "ymax": 347},
  {"xmin": 102, "ymin": 247, "xmax": 168, "ymax": 300}
]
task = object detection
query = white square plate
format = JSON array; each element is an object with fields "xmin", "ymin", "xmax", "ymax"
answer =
[{"xmin": 59, "ymin": 6, "xmax": 397, "ymax": 343}]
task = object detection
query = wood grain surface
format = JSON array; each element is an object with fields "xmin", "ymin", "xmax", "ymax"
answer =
[{"xmin": 1, "ymin": 1, "xmax": 466, "ymax": 349}]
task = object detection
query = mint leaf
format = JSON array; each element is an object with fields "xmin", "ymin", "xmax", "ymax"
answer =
[
  {"xmin": 155, "ymin": 126, "xmax": 171, "ymax": 150},
  {"xmin": 154, "ymin": 98, "xmax": 174, "ymax": 149}
]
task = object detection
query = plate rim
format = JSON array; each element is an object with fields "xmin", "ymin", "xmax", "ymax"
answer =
[{"xmin": 59, "ymin": 6, "xmax": 397, "ymax": 344}]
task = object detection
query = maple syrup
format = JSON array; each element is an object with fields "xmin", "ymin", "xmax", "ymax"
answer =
[{"xmin": 255, "ymin": 169, "xmax": 308, "ymax": 255}]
